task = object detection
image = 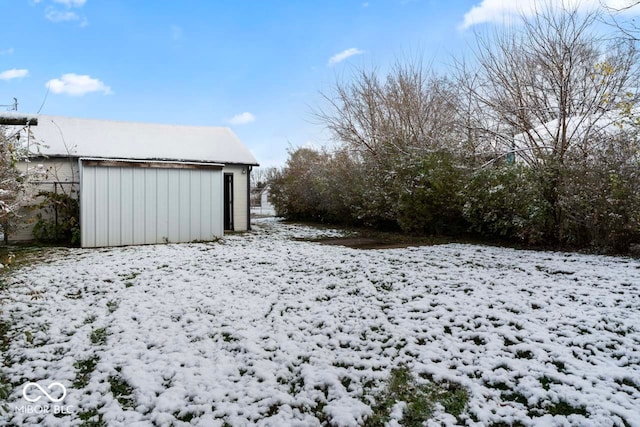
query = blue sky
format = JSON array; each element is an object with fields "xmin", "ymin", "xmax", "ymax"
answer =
[{"xmin": 1, "ymin": 0, "xmax": 638, "ymax": 167}]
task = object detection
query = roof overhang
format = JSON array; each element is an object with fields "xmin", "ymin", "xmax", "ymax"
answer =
[
  {"xmin": 0, "ymin": 112, "xmax": 38, "ymax": 126},
  {"xmin": 79, "ymin": 157, "xmax": 224, "ymax": 170}
]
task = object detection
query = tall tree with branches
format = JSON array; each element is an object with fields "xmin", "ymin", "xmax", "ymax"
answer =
[
  {"xmin": 463, "ymin": 5, "xmax": 638, "ymax": 167},
  {"xmin": 459, "ymin": 3, "xmax": 640, "ymax": 240},
  {"xmin": 313, "ymin": 61, "xmax": 466, "ymax": 228}
]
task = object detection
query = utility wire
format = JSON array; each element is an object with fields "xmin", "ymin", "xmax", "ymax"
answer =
[{"xmin": 37, "ymin": 87, "xmax": 50, "ymax": 114}]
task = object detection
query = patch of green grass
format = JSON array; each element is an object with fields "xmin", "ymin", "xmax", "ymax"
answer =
[
  {"xmin": 379, "ymin": 283, "xmax": 393, "ymax": 292},
  {"xmin": 364, "ymin": 366, "xmax": 469, "ymax": 426},
  {"xmin": 90, "ymin": 327, "xmax": 108, "ymax": 346},
  {"xmin": 73, "ymin": 355, "xmax": 100, "ymax": 388},
  {"xmin": 173, "ymin": 410, "xmax": 197, "ymax": 422},
  {"xmin": 470, "ymin": 335, "xmax": 486, "ymax": 346},
  {"xmin": 490, "ymin": 379, "xmax": 591, "ymax": 420},
  {"xmin": 502, "ymin": 391, "xmax": 528, "ymax": 405},
  {"xmin": 486, "ymin": 380, "xmax": 510, "ymax": 391},
  {"xmin": 265, "ymin": 403, "xmax": 280, "ymax": 417},
  {"xmin": 221, "ymin": 332, "xmax": 237, "ymax": 342},
  {"xmin": 508, "ymin": 321, "xmax": 524, "ymax": 331},
  {"xmin": 436, "ymin": 384, "xmax": 470, "ymax": 417},
  {"xmin": 106, "ymin": 300, "xmax": 118, "ymax": 313},
  {"xmin": 119, "ymin": 272, "xmax": 140, "ymax": 281},
  {"xmin": 617, "ymin": 377, "xmax": 640, "ymax": 392},
  {"xmin": 515, "ymin": 349, "xmax": 534, "ymax": 359},
  {"xmin": 545, "ymin": 400, "xmax": 588, "ymax": 417},
  {"xmin": 539, "ymin": 375, "xmax": 562, "ymax": 391},
  {"xmin": 0, "ymin": 369, "xmax": 10, "ymax": 412},
  {"xmin": 78, "ymin": 408, "xmax": 107, "ymax": 427},
  {"xmin": 310, "ymin": 385, "xmax": 330, "ymax": 423},
  {"xmin": 503, "ymin": 337, "xmax": 518, "ymax": 346},
  {"xmin": 0, "ymin": 319, "xmax": 11, "ymax": 352},
  {"xmin": 551, "ymin": 360, "xmax": 567, "ymax": 373},
  {"xmin": 108, "ymin": 372, "xmax": 136, "ymax": 409},
  {"xmin": 489, "ymin": 422, "xmax": 527, "ymax": 427},
  {"xmin": 65, "ymin": 289, "xmax": 83, "ymax": 299},
  {"xmin": 0, "ymin": 246, "xmax": 51, "ymax": 270}
]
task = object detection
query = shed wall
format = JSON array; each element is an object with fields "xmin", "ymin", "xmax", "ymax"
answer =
[
  {"xmin": 80, "ymin": 163, "xmax": 223, "ymax": 247},
  {"xmin": 223, "ymin": 165, "xmax": 249, "ymax": 231}
]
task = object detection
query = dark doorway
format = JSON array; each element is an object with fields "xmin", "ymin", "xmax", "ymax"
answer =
[{"xmin": 224, "ymin": 173, "xmax": 234, "ymax": 230}]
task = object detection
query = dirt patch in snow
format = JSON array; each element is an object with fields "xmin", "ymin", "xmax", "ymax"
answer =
[{"xmin": 308, "ymin": 236, "xmax": 433, "ymax": 250}]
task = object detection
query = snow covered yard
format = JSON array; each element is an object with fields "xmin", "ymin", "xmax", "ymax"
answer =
[{"xmin": 1, "ymin": 218, "xmax": 639, "ymax": 426}]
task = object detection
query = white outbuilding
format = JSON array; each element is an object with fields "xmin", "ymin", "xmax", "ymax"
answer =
[{"xmin": 11, "ymin": 114, "xmax": 258, "ymax": 247}]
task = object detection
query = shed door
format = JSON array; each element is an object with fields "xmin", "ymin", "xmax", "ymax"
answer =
[
  {"xmin": 224, "ymin": 173, "xmax": 234, "ymax": 231},
  {"xmin": 80, "ymin": 163, "xmax": 223, "ymax": 247}
]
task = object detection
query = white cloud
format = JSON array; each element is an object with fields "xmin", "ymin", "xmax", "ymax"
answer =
[
  {"xmin": 45, "ymin": 8, "xmax": 80, "ymax": 22},
  {"xmin": 0, "ymin": 48, "xmax": 14, "ymax": 55},
  {"xmin": 229, "ymin": 112, "xmax": 256, "ymax": 125},
  {"xmin": 45, "ymin": 4, "xmax": 88, "ymax": 26},
  {"xmin": 459, "ymin": 0, "xmax": 640, "ymax": 30},
  {"xmin": 328, "ymin": 48, "xmax": 364, "ymax": 66},
  {"xmin": 52, "ymin": 0, "xmax": 87, "ymax": 7},
  {"xmin": 46, "ymin": 73, "xmax": 112, "ymax": 96},
  {"xmin": 0, "ymin": 69, "xmax": 29, "ymax": 81}
]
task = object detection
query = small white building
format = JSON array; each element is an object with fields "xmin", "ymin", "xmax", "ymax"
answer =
[
  {"xmin": 260, "ymin": 186, "xmax": 276, "ymax": 214},
  {"xmin": 13, "ymin": 114, "xmax": 258, "ymax": 247}
]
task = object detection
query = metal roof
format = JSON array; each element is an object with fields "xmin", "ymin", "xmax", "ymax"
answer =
[{"xmin": 21, "ymin": 114, "xmax": 259, "ymax": 166}]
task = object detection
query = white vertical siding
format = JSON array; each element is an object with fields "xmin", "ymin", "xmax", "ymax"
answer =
[
  {"xmin": 156, "ymin": 169, "xmax": 169, "ymax": 243},
  {"xmin": 81, "ymin": 162, "xmax": 96, "ymax": 247},
  {"xmin": 190, "ymin": 171, "xmax": 202, "ymax": 239},
  {"xmin": 94, "ymin": 167, "xmax": 110, "ymax": 246},
  {"xmin": 223, "ymin": 165, "xmax": 250, "ymax": 231},
  {"xmin": 144, "ymin": 169, "xmax": 158, "ymax": 243},
  {"xmin": 132, "ymin": 168, "xmax": 146, "ymax": 245},
  {"xmin": 167, "ymin": 169, "xmax": 180, "ymax": 243},
  {"xmin": 178, "ymin": 169, "xmax": 190, "ymax": 241},
  {"xmin": 107, "ymin": 167, "xmax": 121, "ymax": 246},
  {"xmin": 120, "ymin": 167, "xmax": 134, "ymax": 245},
  {"xmin": 80, "ymin": 162, "xmax": 223, "ymax": 247}
]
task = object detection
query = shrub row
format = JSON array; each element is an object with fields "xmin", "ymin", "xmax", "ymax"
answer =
[{"xmin": 269, "ymin": 146, "xmax": 640, "ymax": 253}]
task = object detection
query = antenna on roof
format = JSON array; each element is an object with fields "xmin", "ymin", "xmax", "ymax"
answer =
[{"xmin": 0, "ymin": 97, "xmax": 18, "ymax": 111}]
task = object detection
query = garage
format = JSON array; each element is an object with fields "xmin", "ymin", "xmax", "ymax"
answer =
[
  {"xmin": 5, "ymin": 114, "xmax": 258, "ymax": 246},
  {"xmin": 79, "ymin": 159, "xmax": 224, "ymax": 247}
]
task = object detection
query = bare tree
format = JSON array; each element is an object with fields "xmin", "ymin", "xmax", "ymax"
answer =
[
  {"xmin": 602, "ymin": 0, "xmax": 640, "ymax": 40},
  {"xmin": 462, "ymin": 5, "xmax": 639, "ymax": 169},
  {"xmin": 314, "ymin": 60, "xmax": 461, "ymax": 167},
  {"xmin": 458, "ymin": 3, "xmax": 640, "ymax": 242},
  {"xmin": 250, "ymin": 166, "xmax": 278, "ymax": 189},
  {"xmin": 452, "ymin": 63, "xmax": 514, "ymax": 165}
]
